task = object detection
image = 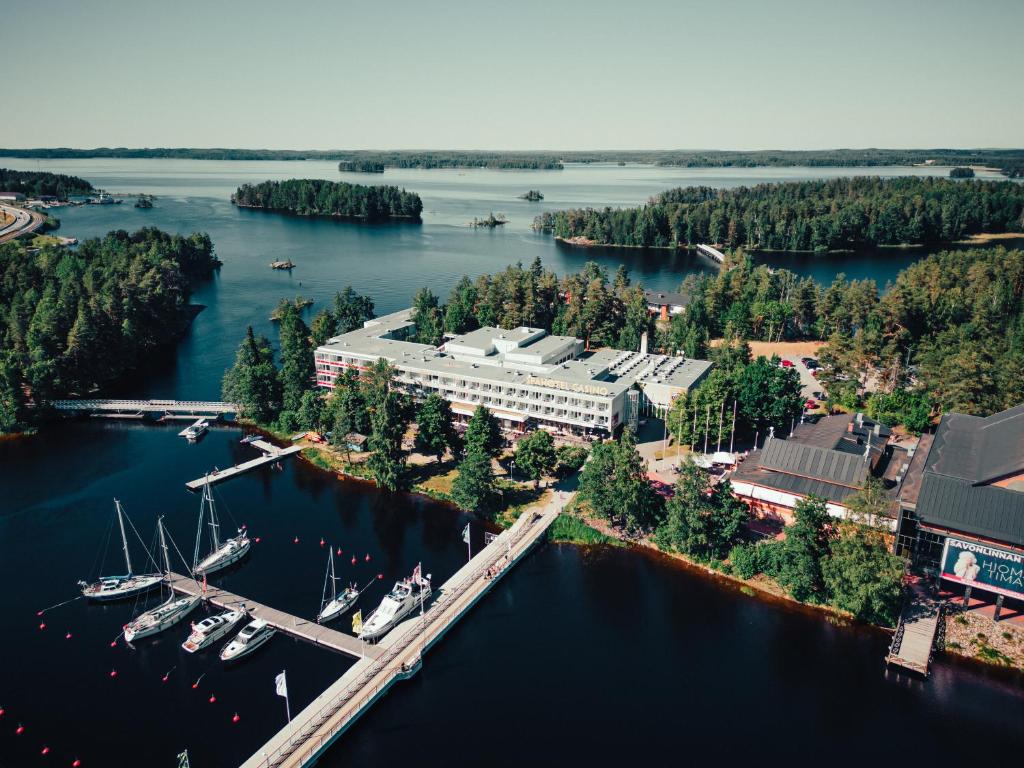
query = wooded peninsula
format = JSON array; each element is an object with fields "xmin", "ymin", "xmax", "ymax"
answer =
[
  {"xmin": 533, "ymin": 177, "xmax": 1024, "ymax": 252},
  {"xmin": 231, "ymin": 179, "xmax": 423, "ymax": 222},
  {"xmin": 0, "ymin": 228, "xmax": 220, "ymax": 433},
  {"xmin": 0, "ymin": 168, "xmax": 94, "ymax": 198}
]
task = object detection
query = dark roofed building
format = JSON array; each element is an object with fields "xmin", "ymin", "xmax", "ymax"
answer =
[
  {"xmin": 644, "ymin": 289, "xmax": 691, "ymax": 320},
  {"xmin": 896, "ymin": 404, "xmax": 1024, "ymax": 613},
  {"xmin": 730, "ymin": 412, "xmax": 897, "ymax": 529}
]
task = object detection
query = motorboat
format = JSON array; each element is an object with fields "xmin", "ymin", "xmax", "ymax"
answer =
[
  {"xmin": 179, "ymin": 419, "xmax": 209, "ymax": 441},
  {"xmin": 182, "ymin": 609, "xmax": 245, "ymax": 653},
  {"xmin": 79, "ymin": 499, "xmax": 162, "ymax": 601},
  {"xmin": 358, "ymin": 564, "xmax": 431, "ymax": 642},
  {"xmin": 220, "ymin": 618, "xmax": 275, "ymax": 661}
]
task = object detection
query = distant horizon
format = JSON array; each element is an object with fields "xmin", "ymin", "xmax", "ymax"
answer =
[{"xmin": 3, "ymin": 146, "xmax": 1023, "ymax": 153}]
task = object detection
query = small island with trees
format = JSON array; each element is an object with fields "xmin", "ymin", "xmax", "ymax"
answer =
[
  {"xmin": 0, "ymin": 168, "xmax": 94, "ymax": 199},
  {"xmin": 338, "ymin": 160, "xmax": 385, "ymax": 173},
  {"xmin": 519, "ymin": 190, "xmax": 544, "ymax": 201},
  {"xmin": 949, "ymin": 166, "xmax": 975, "ymax": 178},
  {"xmin": 231, "ymin": 179, "xmax": 423, "ymax": 222},
  {"xmin": 470, "ymin": 213, "xmax": 508, "ymax": 228}
]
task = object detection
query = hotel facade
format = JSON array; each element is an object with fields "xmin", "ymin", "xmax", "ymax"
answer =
[{"xmin": 314, "ymin": 309, "xmax": 713, "ymax": 438}]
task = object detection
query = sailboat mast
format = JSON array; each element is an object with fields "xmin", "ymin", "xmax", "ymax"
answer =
[
  {"xmin": 207, "ymin": 480, "xmax": 221, "ymax": 552},
  {"xmin": 158, "ymin": 517, "xmax": 171, "ymax": 576},
  {"xmin": 193, "ymin": 479, "xmax": 207, "ymax": 571},
  {"xmin": 115, "ymin": 499, "xmax": 133, "ymax": 575},
  {"xmin": 329, "ymin": 548, "xmax": 337, "ymax": 601}
]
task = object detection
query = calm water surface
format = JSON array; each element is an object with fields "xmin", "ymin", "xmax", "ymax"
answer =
[{"xmin": 0, "ymin": 160, "xmax": 1021, "ymax": 767}]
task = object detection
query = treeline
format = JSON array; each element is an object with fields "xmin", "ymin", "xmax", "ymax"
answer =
[
  {"xmin": 0, "ymin": 168, "xmax": 94, "ymax": 198},
  {"xmin": 5, "ymin": 148, "xmax": 1024, "ymax": 176},
  {"xmin": 410, "ymin": 258, "xmax": 652, "ymax": 352},
  {"xmin": 231, "ymin": 179, "xmax": 422, "ymax": 222},
  {"xmin": 0, "ymin": 228, "xmax": 219, "ymax": 432},
  {"xmin": 534, "ymin": 177, "xmax": 1024, "ymax": 252},
  {"xmin": 338, "ymin": 160, "xmax": 384, "ymax": 173},
  {"xmin": 337, "ymin": 152, "xmax": 564, "ymax": 170}
]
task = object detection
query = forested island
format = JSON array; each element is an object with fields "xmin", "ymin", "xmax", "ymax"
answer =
[
  {"xmin": 533, "ymin": 177, "xmax": 1024, "ymax": 252},
  {"xmin": 0, "ymin": 168, "xmax": 94, "ymax": 199},
  {"xmin": 0, "ymin": 228, "xmax": 220, "ymax": 433},
  {"xmin": 231, "ymin": 179, "xmax": 423, "ymax": 222},
  {"xmin": 519, "ymin": 190, "xmax": 544, "ymax": 201},
  {"xmin": 4, "ymin": 147, "xmax": 1024, "ymax": 176},
  {"xmin": 338, "ymin": 160, "xmax": 385, "ymax": 173},
  {"xmin": 949, "ymin": 166, "xmax": 975, "ymax": 178}
]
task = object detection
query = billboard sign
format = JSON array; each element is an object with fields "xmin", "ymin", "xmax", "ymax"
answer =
[{"xmin": 940, "ymin": 537, "xmax": 1024, "ymax": 600}]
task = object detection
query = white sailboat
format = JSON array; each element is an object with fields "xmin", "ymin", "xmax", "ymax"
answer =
[
  {"xmin": 358, "ymin": 564, "xmax": 431, "ymax": 641},
  {"xmin": 317, "ymin": 548, "xmax": 359, "ymax": 624},
  {"xmin": 182, "ymin": 609, "xmax": 246, "ymax": 653},
  {"xmin": 79, "ymin": 499, "xmax": 163, "ymax": 601},
  {"xmin": 124, "ymin": 518, "xmax": 200, "ymax": 642},
  {"xmin": 220, "ymin": 618, "xmax": 275, "ymax": 661},
  {"xmin": 193, "ymin": 477, "xmax": 250, "ymax": 576}
]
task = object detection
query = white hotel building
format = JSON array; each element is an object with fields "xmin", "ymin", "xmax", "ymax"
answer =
[{"xmin": 314, "ymin": 309, "xmax": 713, "ymax": 438}]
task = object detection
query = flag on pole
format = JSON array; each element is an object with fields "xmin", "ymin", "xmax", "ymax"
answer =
[
  {"xmin": 352, "ymin": 610, "xmax": 362, "ymax": 634},
  {"xmin": 275, "ymin": 671, "xmax": 288, "ymax": 699},
  {"xmin": 412, "ymin": 563, "xmax": 421, "ymax": 584},
  {"xmin": 462, "ymin": 524, "xmax": 470, "ymax": 544}
]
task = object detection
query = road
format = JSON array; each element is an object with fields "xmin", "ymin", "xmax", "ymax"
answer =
[{"xmin": 0, "ymin": 203, "xmax": 45, "ymax": 243}]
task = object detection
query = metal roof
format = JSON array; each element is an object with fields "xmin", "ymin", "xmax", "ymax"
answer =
[
  {"xmin": 757, "ymin": 437, "xmax": 869, "ymax": 489},
  {"xmin": 926, "ymin": 404, "xmax": 1024, "ymax": 485},
  {"xmin": 917, "ymin": 473, "xmax": 1024, "ymax": 547}
]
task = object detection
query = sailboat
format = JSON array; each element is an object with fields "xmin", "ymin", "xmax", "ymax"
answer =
[
  {"xmin": 317, "ymin": 548, "xmax": 359, "ymax": 623},
  {"xmin": 79, "ymin": 500, "xmax": 163, "ymax": 601},
  {"xmin": 124, "ymin": 518, "xmax": 201, "ymax": 642},
  {"xmin": 193, "ymin": 477, "xmax": 250, "ymax": 576}
]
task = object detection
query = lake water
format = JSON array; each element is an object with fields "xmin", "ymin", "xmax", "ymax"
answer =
[{"xmin": 0, "ymin": 159, "xmax": 1021, "ymax": 766}]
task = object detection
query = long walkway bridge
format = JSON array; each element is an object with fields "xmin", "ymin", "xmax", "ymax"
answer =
[
  {"xmin": 166, "ymin": 572, "xmax": 379, "ymax": 660},
  {"xmin": 52, "ymin": 399, "xmax": 237, "ymax": 420},
  {"xmin": 885, "ymin": 586, "xmax": 942, "ymax": 675},
  {"xmin": 240, "ymin": 493, "xmax": 565, "ymax": 768}
]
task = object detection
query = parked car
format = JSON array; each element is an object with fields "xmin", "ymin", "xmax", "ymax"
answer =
[
  {"xmin": 804, "ymin": 399, "xmax": 818, "ymax": 409},
  {"xmin": 780, "ymin": 359, "xmax": 794, "ymax": 368},
  {"xmin": 804, "ymin": 359, "xmax": 820, "ymax": 370}
]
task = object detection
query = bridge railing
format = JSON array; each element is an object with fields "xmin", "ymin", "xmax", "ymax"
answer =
[
  {"xmin": 51, "ymin": 399, "xmax": 238, "ymax": 412},
  {"xmin": 253, "ymin": 508, "xmax": 555, "ymax": 768}
]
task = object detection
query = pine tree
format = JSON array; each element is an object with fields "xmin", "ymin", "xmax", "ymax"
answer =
[
  {"xmin": 411, "ymin": 287, "xmax": 443, "ymax": 346},
  {"xmin": 451, "ymin": 438, "xmax": 497, "ymax": 512},
  {"xmin": 363, "ymin": 360, "xmax": 409, "ymax": 491},
  {"xmin": 278, "ymin": 302, "xmax": 314, "ymax": 414},
  {"xmin": 464, "ymin": 405, "xmax": 503, "ymax": 458},
  {"xmin": 222, "ymin": 326, "xmax": 282, "ymax": 423}
]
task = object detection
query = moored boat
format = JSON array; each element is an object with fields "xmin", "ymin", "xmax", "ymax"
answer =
[
  {"xmin": 79, "ymin": 499, "xmax": 162, "ymax": 601},
  {"xmin": 183, "ymin": 609, "xmax": 246, "ymax": 653},
  {"xmin": 317, "ymin": 548, "xmax": 359, "ymax": 623},
  {"xmin": 123, "ymin": 519, "xmax": 201, "ymax": 642},
  {"xmin": 179, "ymin": 419, "xmax": 209, "ymax": 441},
  {"xmin": 193, "ymin": 477, "xmax": 251, "ymax": 576},
  {"xmin": 358, "ymin": 564, "xmax": 431, "ymax": 641},
  {"xmin": 220, "ymin": 618, "xmax": 274, "ymax": 661}
]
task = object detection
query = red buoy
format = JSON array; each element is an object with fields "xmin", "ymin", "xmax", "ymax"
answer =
[
  {"xmin": 254, "ymin": 536, "xmax": 261, "ymax": 544},
  {"xmin": 319, "ymin": 538, "xmax": 325, "ymax": 548},
  {"xmin": 377, "ymin": 573, "xmax": 384, "ymax": 580},
  {"xmin": 232, "ymin": 712, "xmax": 240, "ymax": 723},
  {"xmin": 109, "ymin": 669, "xmax": 118, "ymax": 678},
  {"xmin": 65, "ymin": 632, "xmax": 72, "ymax": 640},
  {"xmin": 41, "ymin": 746, "xmax": 50, "ymax": 756},
  {"xmin": 38, "ymin": 622, "xmax": 46, "ymax": 631},
  {"xmin": 36, "ymin": 610, "xmax": 44, "ymax": 616},
  {"xmin": 191, "ymin": 681, "xmax": 199, "ymax": 690},
  {"xmin": 109, "ymin": 640, "xmax": 117, "ymax": 648},
  {"xmin": 293, "ymin": 536, "xmax": 299, "ymax": 544},
  {"xmin": 241, "ymin": 523, "xmax": 247, "ymax": 530},
  {"xmin": 364, "ymin": 554, "xmax": 371, "ymax": 562},
  {"xmin": 162, "ymin": 674, "xmax": 169, "ymax": 683},
  {"xmin": 336, "ymin": 547, "xmax": 342, "ymax": 556},
  {"xmin": 15, "ymin": 724, "xmax": 24, "ymax": 735},
  {"xmin": 208, "ymin": 694, "xmax": 216, "ymax": 704},
  {"xmin": 73, "ymin": 760, "xmax": 82, "ymax": 767},
  {"xmin": 351, "ymin": 556, "xmax": 357, "ymax": 565},
  {"xmin": 0, "ymin": 706, "xmax": 5, "ymax": 717}
]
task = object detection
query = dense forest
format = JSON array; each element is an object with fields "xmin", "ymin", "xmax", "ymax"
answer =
[
  {"xmin": 0, "ymin": 168, "xmax": 94, "ymax": 198},
  {"xmin": 231, "ymin": 179, "xmax": 422, "ymax": 221},
  {"xmin": 338, "ymin": 160, "xmax": 385, "ymax": 173},
  {"xmin": 533, "ymin": 177, "xmax": 1024, "ymax": 252},
  {"xmin": 4, "ymin": 148, "xmax": 1024, "ymax": 176},
  {"xmin": 0, "ymin": 228, "xmax": 220, "ymax": 432}
]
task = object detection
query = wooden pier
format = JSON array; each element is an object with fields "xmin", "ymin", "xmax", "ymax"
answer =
[
  {"xmin": 240, "ymin": 491, "xmax": 567, "ymax": 768},
  {"xmin": 696, "ymin": 243, "xmax": 727, "ymax": 265},
  {"xmin": 886, "ymin": 587, "xmax": 942, "ymax": 675},
  {"xmin": 166, "ymin": 573, "xmax": 378, "ymax": 660},
  {"xmin": 185, "ymin": 439, "xmax": 303, "ymax": 490}
]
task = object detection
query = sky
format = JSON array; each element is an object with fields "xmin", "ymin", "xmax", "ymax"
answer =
[{"xmin": 2, "ymin": 0, "xmax": 1022, "ymax": 150}]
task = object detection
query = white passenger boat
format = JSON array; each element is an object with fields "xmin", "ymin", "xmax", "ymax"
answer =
[
  {"xmin": 79, "ymin": 499, "xmax": 163, "ymax": 601},
  {"xmin": 124, "ymin": 519, "xmax": 200, "ymax": 642},
  {"xmin": 182, "ymin": 609, "xmax": 245, "ymax": 653},
  {"xmin": 179, "ymin": 419, "xmax": 209, "ymax": 441},
  {"xmin": 317, "ymin": 548, "xmax": 359, "ymax": 624},
  {"xmin": 192, "ymin": 477, "xmax": 250, "ymax": 576},
  {"xmin": 220, "ymin": 618, "xmax": 275, "ymax": 661},
  {"xmin": 358, "ymin": 564, "xmax": 431, "ymax": 642}
]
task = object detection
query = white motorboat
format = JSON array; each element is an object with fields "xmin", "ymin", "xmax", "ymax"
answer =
[
  {"xmin": 124, "ymin": 519, "xmax": 200, "ymax": 642},
  {"xmin": 179, "ymin": 419, "xmax": 209, "ymax": 441},
  {"xmin": 193, "ymin": 477, "xmax": 250, "ymax": 576},
  {"xmin": 182, "ymin": 609, "xmax": 245, "ymax": 653},
  {"xmin": 79, "ymin": 499, "xmax": 163, "ymax": 601},
  {"xmin": 220, "ymin": 618, "xmax": 275, "ymax": 661},
  {"xmin": 317, "ymin": 548, "xmax": 359, "ymax": 624},
  {"xmin": 358, "ymin": 564, "xmax": 431, "ymax": 642}
]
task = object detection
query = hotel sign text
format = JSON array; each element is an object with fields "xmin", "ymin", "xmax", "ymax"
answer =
[{"xmin": 525, "ymin": 376, "xmax": 609, "ymax": 396}]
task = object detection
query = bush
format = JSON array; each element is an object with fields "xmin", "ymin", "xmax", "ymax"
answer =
[
  {"xmin": 555, "ymin": 444, "xmax": 589, "ymax": 476},
  {"xmin": 729, "ymin": 543, "xmax": 761, "ymax": 579}
]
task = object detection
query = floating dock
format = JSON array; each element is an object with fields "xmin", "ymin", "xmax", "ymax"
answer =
[
  {"xmin": 886, "ymin": 587, "xmax": 942, "ymax": 675},
  {"xmin": 185, "ymin": 439, "xmax": 303, "ymax": 490},
  {"xmin": 166, "ymin": 572, "xmax": 378, "ymax": 660},
  {"xmin": 240, "ymin": 493, "xmax": 565, "ymax": 768}
]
